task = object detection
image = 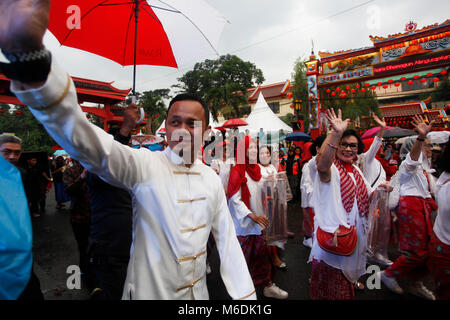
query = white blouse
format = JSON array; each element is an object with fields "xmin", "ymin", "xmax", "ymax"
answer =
[
  {"xmin": 308, "ymin": 159, "xmax": 372, "ymax": 283},
  {"xmin": 433, "ymin": 172, "xmax": 450, "ymax": 245}
]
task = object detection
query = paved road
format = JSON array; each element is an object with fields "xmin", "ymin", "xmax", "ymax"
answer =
[{"xmin": 32, "ymin": 186, "xmax": 433, "ymax": 300}]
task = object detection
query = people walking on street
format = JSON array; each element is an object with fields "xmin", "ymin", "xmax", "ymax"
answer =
[{"xmin": 379, "ymin": 115, "xmax": 437, "ymax": 300}]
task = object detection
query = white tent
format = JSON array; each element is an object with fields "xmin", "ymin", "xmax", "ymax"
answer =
[{"xmin": 240, "ymin": 92, "xmax": 292, "ymax": 135}]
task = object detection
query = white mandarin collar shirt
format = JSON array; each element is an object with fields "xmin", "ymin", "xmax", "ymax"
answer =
[{"xmin": 11, "ymin": 59, "xmax": 255, "ymax": 300}]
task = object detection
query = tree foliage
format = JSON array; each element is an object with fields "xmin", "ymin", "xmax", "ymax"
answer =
[
  {"xmin": 291, "ymin": 58, "xmax": 310, "ymax": 131},
  {"xmin": 0, "ymin": 103, "xmax": 56, "ymax": 154},
  {"xmin": 319, "ymin": 83, "xmax": 380, "ymax": 129},
  {"xmin": 173, "ymin": 54, "xmax": 265, "ymax": 121}
]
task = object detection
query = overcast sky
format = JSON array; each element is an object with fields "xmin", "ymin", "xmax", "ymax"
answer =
[{"xmin": 41, "ymin": 0, "xmax": 449, "ymax": 96}]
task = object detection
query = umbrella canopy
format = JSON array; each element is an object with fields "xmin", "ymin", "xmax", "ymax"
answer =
[
  {"xmin": 284, "ymin": 132, "xmax": 311, "ymax": 142},
  {"xmin": 214, "ymin": 126, "xmax": 228, "ymax": 132},
  {"xmin": 382, "ymin": 127, "xmax": 416, "ymax": 138},
  {"xmin": 222, "ymin": 118, "xmax": 248, "ymax": 128},
  {"xmin": 51, "ymin": 144, "xmax": 64, "ymax": 151},
  {"xmin": 53, "ymin": 150, "xmax": 69, "ymax": 156},
  {"xmin": 49, "ymin": 0, "xmax": 227, "ymax": 93},
  {"xmin": 395, "ymin": 135, "xmax": 417, "ymax": 145},
  {"xmin": 427, "ymin": 131, "xmax": 450, "ymax": 144},
  {"xmin": 361, "ymin": 126, "xmax": 394, "ymax": 139}
]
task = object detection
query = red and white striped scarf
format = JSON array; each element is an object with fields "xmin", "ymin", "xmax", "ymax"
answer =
[{"xmin": 334, "ymin": 159, "xmax": 369, "ymax": 217}]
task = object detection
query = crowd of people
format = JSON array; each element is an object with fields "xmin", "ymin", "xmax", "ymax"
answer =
[{"xmin": 0, "ymin": 0, "xmax": 449, "ymax": 301}]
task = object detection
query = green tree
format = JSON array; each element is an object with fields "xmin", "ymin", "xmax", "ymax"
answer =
[
  {"xmin": 0, "ymin": 103, "xmax": 56, "ymax": 154},
  {"xmin": 431, "ymin": 76, "xmax": 450, "ymax": 103},
  {"xmin": 291, "ymin": 58, "xmax": 310, "ymax": 131},
  {"xmin": 174, "ymin": 54, "xmax": 264, "ymax": 121},
  {"xmin": 137, "ymin": 89, "xmax": 170, "ymax": 134},
  {"xmin": 320, "ymin": 83, "xmax": 380, "ymax": 129}
]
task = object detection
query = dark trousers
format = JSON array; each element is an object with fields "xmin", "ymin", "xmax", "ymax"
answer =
[
  {"xmin": 71, "ymin": 222, "xmax": 94, "ymax": 291},
  {"xmin": 90, "ymin": 258, "xmax": 129, "ymax": 300}
]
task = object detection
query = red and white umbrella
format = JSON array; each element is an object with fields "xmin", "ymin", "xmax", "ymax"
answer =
[{"xmin": 49, "ymin": 0, "xmax": 228, "ymax": 120}]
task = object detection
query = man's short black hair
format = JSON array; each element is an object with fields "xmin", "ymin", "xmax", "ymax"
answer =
[
  {"xmin": 167, "ymin": 93, "xmax": 210, "ymax": 127},
  {"xmin": 437, "ymin": 139, "xmax": 450, "ymax": 173}
]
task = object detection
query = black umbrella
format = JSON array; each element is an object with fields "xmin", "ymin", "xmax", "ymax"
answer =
[
  {"xmin": 284, "ymin": 132, "xmax": 312, "ymax": 142},
  {"xmin": 382, "ymin": 127, "xmax": 416, "ymax": 138}
]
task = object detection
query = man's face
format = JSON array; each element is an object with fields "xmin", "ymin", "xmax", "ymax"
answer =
[
  {"xmin": 165, "ymin": 100, "xmax": 206, "ymax": 163},
  {"xmin": 0, "ymin": 142, "xmax": 21, "ymax": 165},
  {"xmin": 28, "ymin": 158, "xmax": 37, "ymax": 167}
]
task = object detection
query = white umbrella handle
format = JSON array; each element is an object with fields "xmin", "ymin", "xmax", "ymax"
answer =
[{"xmin": 130, "ymin": 95, "xmax": 145, "ymax": 125}]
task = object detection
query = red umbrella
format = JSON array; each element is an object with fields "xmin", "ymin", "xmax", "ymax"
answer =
[
  {"xmin": 48, "ymin": 0, "xmax": 227, "ymax": 95},
  {"xmin": 51, "ymin": 144, "xmax": 64, "ymax": 151},
  {"xmin": 222, "ymin": 118, "xmax": 248, "ymax": 128},
  {"xmin": 214, "ymin": 126, "xmax": 228, "ymax": 131}
]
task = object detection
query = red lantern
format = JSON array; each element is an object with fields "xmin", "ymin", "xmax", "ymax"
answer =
[
  {"xmin": 287, "ymin": 92, "xmax": 293, "ymax": 98},
  {"xmin": 355, "ymin": 84, "xmax": 360, "ymax": 88},
  {"xmin": 420, "ymin": 78, "xmax": 427, "ymax": 83},
  {"xmin": 351, "ymin": 89, "xmax": 356, "ymax": 93},
  {"xmin": 382, "ymin": 85, "xmax": 388, "ymax": 89},
  {"xmin": 345, "ymin": 85, "xmax": 350, "ymax": 90},
  {"xmin": 407, "ymin": 80, "xmax": 413, "ymax": 85},
  {"xmin": 371, "ymin": 86, "xmax": 377, "ymax": 90},
  {"xmin": 377, "ymin": 81, "xmax": 382, "ymax": 86},
  {"xmin": 331, "ymin": 92, "xmax": 336, "ymax": 96},
  {"xmin": 413, "ymin": 75, "xmax": 420, "ymax": 79},
  {"xmin": 433, "ymin": 77, "xmax": 440, "ymax": 82},
  {"xmin": 336, "ymin": 87, "xmax": 341, "ymax": 91},
  {"xmin": 426, "ymin": 72, "xmax": 433, "ymax": 77},
  {"xmin": 439, "ymin": 114, "xmax": 444, "ymax": 119},
  {"xmin": 290, "ymin": 104, "xmax": 294, "ymax": 109},
  {"xmin": 388, "ymin": 79, "xmax": 394, "ymax": 84},
  {"xmin": 361, "ymin": 88, "xmax": 366, "ymax": 92},
  {"xmin": 15, "ymin": 110, "xmax": 22, "ymax": 115},
  {"xmin": 441, "ymin": 70, "xmax": 448, "ymax": 75},
  {"xmin": 365, "ymin": 83, "xmax": 370, "ymax": 87},
  {"xmin": 326, "ymin": 89, "xmax": 331, "ymax": 93},
  {"xmin": 400, "ymin": 76, "xmax": 406, "ymax": 81},
  {"xmin": 394, "ymin": 83, "xmax": 400, "ymax": 87}
]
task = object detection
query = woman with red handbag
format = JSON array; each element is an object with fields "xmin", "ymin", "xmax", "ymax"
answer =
[{"xmin": 308, "ymin": 109, "xmax": 390, "ymax": 300}]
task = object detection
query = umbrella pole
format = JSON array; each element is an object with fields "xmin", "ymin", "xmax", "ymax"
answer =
[{"xmin": 132, "ymin": 0, "xmax": 139, "ymax": 97}]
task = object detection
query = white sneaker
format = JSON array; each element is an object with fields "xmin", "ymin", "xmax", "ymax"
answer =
[
  {"xmin": 303, "ymin": 237, "xmax": 312, "ymax": 248},
  {"xmin": 263, "ymin": 283, "xmax": 288, "ymax": 299},
  {"xmin": 379, "ymin": 271, "xmax": 404, "ymax": 294},
  {"xmin": 408, "ymin": 282, "xmax": 436, "ymax": 300}
]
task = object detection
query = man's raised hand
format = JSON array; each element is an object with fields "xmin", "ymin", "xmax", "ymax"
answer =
[{"xmin": 0, "ymin": 0, "xmax": 50, "ymax": 53}]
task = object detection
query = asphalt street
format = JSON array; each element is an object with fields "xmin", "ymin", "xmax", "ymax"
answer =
[{"xmin": 31, "ymin": 185, "xmax": 434, "ymax": 300}]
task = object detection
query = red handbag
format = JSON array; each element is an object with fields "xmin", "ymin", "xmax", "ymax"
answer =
[{"xmin": 317, "ymin": 225, "xmax": 357, "ymax": 256}]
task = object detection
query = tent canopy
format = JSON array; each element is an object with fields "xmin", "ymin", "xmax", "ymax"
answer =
[{"xmin": 239, "ymin": 93, "xmax": 292, "ymax": 135}]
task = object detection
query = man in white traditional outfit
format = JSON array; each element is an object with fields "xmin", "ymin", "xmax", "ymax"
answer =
[{"xmin": 0, "ymin": 0, "xmax": 255, "ymax": 300}]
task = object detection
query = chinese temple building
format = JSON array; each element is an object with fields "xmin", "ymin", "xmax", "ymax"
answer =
[
  {"xmin": 304, "ymin": 20, "xmax": 450, "ymax": 138},
  {"xmin": 0, "ymin": 73, "xmax": 145, "ymax": 132}
]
